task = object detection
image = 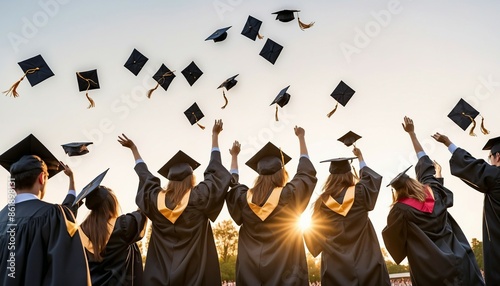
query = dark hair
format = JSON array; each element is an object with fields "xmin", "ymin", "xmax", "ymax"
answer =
[
  {"xmin": 11, "ymin": 163, "xmax": 47, "ymax": 190},
  {"xmin": 314, "ymin": 172, "xmax": 354, "ymax": 212},
  {"xmin": 251, "ymin": 168, "xmax": 289, "ymax": 206}
]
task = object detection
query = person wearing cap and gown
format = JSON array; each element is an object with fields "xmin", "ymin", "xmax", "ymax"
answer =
[
  {"xmin": 78, "ymin": 185, "xmax": 147, "ymax": 286},
  {"xmin": 432, "ymin": 132, "xmax": 500, "ymax": 285},
  {"xmin": 225, "ymin": 126, "xmax": 317, "ymax": 286},
  {"xmin": 118, "ymin": 119, "xmax": 232, "ymax": 286},
  {"xmin": 382, "ymin": 117, "xmax": 484, "ymax": 286},
  {"xmin": 303, "ymin": 148, "xmax": 390, "ymax": 286},
  {"xmin": 0, "ymin": 134, "xmax": 91, "ymax": 286}
]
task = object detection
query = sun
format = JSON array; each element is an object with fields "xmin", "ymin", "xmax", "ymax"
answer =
[{"xmin": 297, "ymin": 212, "xmax": 312, "ymax": 232}]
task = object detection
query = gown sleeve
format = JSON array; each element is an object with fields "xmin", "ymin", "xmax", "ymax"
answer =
[
  {"xmin": 285, "ymin": 156, "xmax": 318, "ymax": 214},
  {"xmin": 134, "ymin": 161, "xmax": 162, "ymax": 217},
  {"xmin": 382, "ymin": 206, "xmax": 408, "ymax": 265},
  {"xmin": 61, "ymin": 193, "xmax": 79, "ymax": 217},
  {"xmin": 225, "ymin": 184, "xmax": 249, "ymax": 226},
  {"xmin": 303, "ymin": 207, "xmax": 326, "ymax": 257},
  {"xmin": 450, "ymin": 147, "xmax": 500, "ymax": 193},
  {"xmin": 356, "ymin": 166, "xmax": 383, "ymax": 211},
  {"xmin": 118, "ymin": 210, "xmax": 148, "ymax": 244}
]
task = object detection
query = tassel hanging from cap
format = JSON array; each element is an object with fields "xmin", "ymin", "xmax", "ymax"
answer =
[
  {"xmin": 275, "ymin": 105, "xmax": 279, "ymax": 121},
  {"xmin": 147, "ymin": 83, "xmax": 159, "ymax": 98},
  {"xmin": 3, "ymin": 67, "xmax": 40, "ymax": 98},
  {"xmin": 192, "ymin": 112, "xmax": 205, "ymax": 130},
  {"xmin": 77, "ymin": 72, "xmax": 98, "ymax": 109},
  {"xmin": 480, "ymin": 115, "xmax": 490, "ymax": 135},
  {"xmin": 327, "ymin": 102, "xmax": 338, "ymax": 118},
  {"xmin": 148, "ymin": 71, "xmax": 175, "ymax": 99},
  {"xmin": 258, "ymin": 33, "xmax": 264, "ymax": 39},
  {"xmin": 221, "ymin": 90, "xmax": 229, "ymax": 109},
  {"xmin": 352, "ymin": 166, "xmax": 359, "ymax": 181},
  {"xmin": 298, "ymin": 17, "xmax": 315, "ymax": 30},
  {"xmin": 86, "ymin": 92, "xmax": 95, "ymax": 109},
  {"xmin": 461, "ymin": 112, "xmax": 477, "ymax": 136}
]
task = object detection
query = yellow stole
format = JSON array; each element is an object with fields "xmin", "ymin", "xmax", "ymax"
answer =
[
  {"xmin": 247, "ymin": 187, "xmax": 283, "ymax": 221},
  {"xmin": 323, "ymin": 185, "xmax": 356, "ymax": 217},
  {"xmin": 157, "ymin": 189, "xmax": 191, "ymax": 224},
  {"xmin": 79, "ymin": 217, "xmax": 118, "ymax": 254}
]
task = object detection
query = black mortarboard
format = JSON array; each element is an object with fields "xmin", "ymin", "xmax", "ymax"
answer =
[
  {"xmin": 124, "ymin": 48, "xmax": 149, "ymax": 76},
  {"xmin": 0, "ymin": 134, "xmax": 62, "ymax": 178},
  {"xmin": 72, "ymin": 168, "xmax": 109, "ymax": 207},
  {"xmin": 320, "ymin": 157, "xmax": 357, "ymax": 174},
  {"xmin": 272, "ymin": 9, "xmax": 314, "ymax": 30},
  {"xmin": 148, "ymin": 64, "xmax": 176, "ymax": 98},
  {"xmin": 158, "ymin": 150, "xmax": 200, "ymax": 181},
  {"xmin": 218, "ymin": 74, "xmax": 239, "ymax": 109},
  {"xmin": 327, "ymin": 80, "xmax": 355, "ymax": 118},
  {"xmin": 205, "ymin": 26, "xmax": 231, "ymax": 42},
  {"xmin": 387, "ymin": 165, "xmax": 413, "ymax": 189},
  {"xmin": 76, "ymin": 69, "xmax": 100, "ymax": 108},
  {"xmin": 259, "ymin": 38, "xmax": 283, "ymax": 65},
  {"xmin": 4, "ymin": 54, "xmax": 54, "ymax": 98},
  {"xmin": 245, "ymin": 142, "xmax": 291, "ymax": 175},
  {"xmin": 270, "ymin": 85, "xmax": 291, "ymax": 121},
  {"xmin": 241, "ymin": 15, "xmax": 263, "ymax": 41},
  {"xmin": 483, "ymin": 136, "xmax": 500, "ymax": 155},
  {"xmin": 61, "ymin": 142, "xmax": 93, "ymax": 156},
  {"xmin": 181, "ymin": 61, "xmax": 203, "ymax": 86},
  {"xmin": 448, "ymin": 98, "xmax": 490, "ymax": 136},
  {"xmin": 184, "ymin": 102, "xmax": 205, "ymax": 129},
  {"xmin": 338, "ymin": 131, "xmax": 362, "ymax": 147}
]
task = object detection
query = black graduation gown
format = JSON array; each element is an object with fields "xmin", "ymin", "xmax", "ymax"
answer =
[
  {"xmin": 304, "ymin": 166, "xmax": 390, "ymax": 286},
  {"xmin": 450, "ymin": 147, "xmax": 500, "ymax": 285},
  {"xmin": 85, "ymin": 211, "xmax": 147, "ymax": 286},
  {"xmin": 134, "ymin": 150, "xmax": 231, "ymax": 286},
  {"xmin": 226, "ymin": 157, "xmax": 317, "ymax": 286},
  {"xmin": 0, "ymin": 194, "xmax": 91, "ymax": 286},
  {"xmin": 382, "ymin": 155, "xmax": 484, "ymax": 286}
]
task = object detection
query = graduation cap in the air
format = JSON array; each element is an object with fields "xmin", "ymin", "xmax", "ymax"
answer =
[
  {"xmin": 338, "ymin": 131, "xmax": 362, "ymax": 147},
  {"xmin": 217, "ymin": 74, "xmax": 238, "ymax": 109},
  {"xmin": 327, "ymin": 80, "xmax": 355, "ymax": 118},
  {"xmin": 62, "ymin": 142, "xmax": 93, "ymax": 157},
  {"xmin": 320, "ymin": 157, "xmax": 357, "ymax": 175},
  {"xmin": 246, "ymin": 142, "xmax": 291, "ymax": 175},
  {"xmin": 241, "ymin": 15, "xmax": 263, "ymax": 41},
  {"xmin": 181, "ymin": 61, "xmax": 203, "ymax": 86},
  {"xmin": 483, "ymin": 136, "xmax": 500, "ymax": 155},
  {"xmin": 158, "ymin": 150, "xmax": 200, "ymax": 181},
  {"xmin": 272, "ymin": 9, "xmax": 314, "ymax": 30},
  {"xmin": 448, "ymin": 98, "xmax": 489, "ymax": 136},
  {"xmin": 148, "ymin": 64, "xmax": 176, "ymax": 98},
  {"xmin": 4, "ymin": 54, "xmax": 55, "ymax": 98},
  {"xmin": 270, "ymin": 85, "xmax": 291, "ymax": 121},
  {"xmin": 76, "ymin": 69, "xmax": 100, "ymax": 109},
  {"xmin": 259, "ymin": 38, "xmax": 283, "ymax": 65},
  {"xmin": 387, "ymin": 165, "xmax": 413, "ymax": 189},
  {"xmin": 205, "ymin": 26, "xmax": 232, "ymax": 42},
  {"xmin": 124, "ymin": 48, "xmax": 149, "ymax": 76},
  {"xmin": 184, "ymin": 102, "xmax": 205, "ymax": 130},
  {"xmin": 0, "ymin": 134, "xmax": 63, "ymax": 179},
  {"xmin": 72, "ymin": 168, "xmax": 109, "ymax": 208}
]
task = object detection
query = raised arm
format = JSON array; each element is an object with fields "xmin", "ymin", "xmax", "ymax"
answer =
[
  {"xmin": 212, "ymin": 119, "xmax": 223, "ymax": 149},
  {"xmin": 229, "ymin": 140, "xmax": 241, "ymax": 185},
  {"xmin": 60, "ymin": 162, "xmax": 79, "ymax": 214},
  {"xmin": 402, "ymin": 116, "xmax": 424, "ymax": 154},
  {"xmin": 294, "ymin": 126, "xmax": 308, "ymax": 156},
  {"xmin": 118, "ymin": 133, "xmax": 142, "ymax": 161}
]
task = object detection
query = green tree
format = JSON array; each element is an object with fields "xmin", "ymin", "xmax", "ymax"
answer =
[
  {"xmin": 213, "ymin": 219, "xmax": 238, "ymax": 263},
  {"xmin": 381, "ymin": 247, "xmax": 410, "ymax": 274},
  {"xmin": 471, "ymin": 238, "xmax": 483, "ymax": 271}
]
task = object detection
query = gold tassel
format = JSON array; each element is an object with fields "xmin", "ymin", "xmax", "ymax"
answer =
[
  {"xmin": 221, "ymin": 90, "xmax": 228, "ymax": 109},
  {"xmin": 462, "ymin": 112, "xmax": 476, "ymax": 136},
  {"xmin": 148, "ymin": 71, "xmax": 174, "ymax": 99},
  {"xmin": 275, "ymin": 105, "xmax": 279, "ymax": 121},
  {"xmin": 86, "ymin": 92, "xmax": 95, "ymax": 109},
  {"xmin": 147, "ymin": 83, "xmax": 159, "ymax": 98},
  {"xmin": 298, "ymin": 17, "xmax": 315, "ymax": 30},
  {"xmin": 192, "ymin": 112, "xmax": 205, "ymax": 130},
  {"xmin": 3, "ymin": 67, "xmax": 40, "ymax": 98},
  {"xmin": 257, "ymin": 33, "xmax": 264, "ymax": 40},
  {"xmin": 327, "ymin": 102, "xmax": 338, "ymax": 118},
  {"xmin": 352, "ymin": 166, "xmax": 359, "ymax": 180},
  {"xmin": 480, "ymin": 115, "xmax": 490, "ymax": 135}
]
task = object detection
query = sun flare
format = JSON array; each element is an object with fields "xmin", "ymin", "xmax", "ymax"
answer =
[{"xmin": 298, "ymin": 212, "xmax": 312, "ymax": 232}]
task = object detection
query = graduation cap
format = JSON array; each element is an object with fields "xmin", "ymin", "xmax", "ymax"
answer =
[
  {"xmin": 184, "ymin": 102, "xmax": 205, "ymax": 129},
  {"xmin": 448, "ymin": 98, "xmax": 489, "ymax": 136},
  {"xmin": 246, "ymin": 142, "xmax": 291, "ymax": 175},
  {"xmin": 0, "ymin": 134, "xmax": 62, "ymax": 179},
  {"xmin": 181, "ymin": 61, "xmax": 203, "ymax": 86},
  {"xmin": 270, "ymin": 85, "xmax": 291, "ymax": 121},
  {"xmin": 158, "ymin": 150, "xmax": 200, "ymax": 181},
  {"xmin": 4, "ymin": 54, "xmax": 54, "ymax": 98},
  {"xmin": 217, "ymin": 74, "xmax": 239, "ymax": 109},
  {"xmin": 148, "ymin": 64, "xmax": 176, "ymax": 98},
  {"xmin": 272, "ymin": 9, "xmax": 314, "ymax": 30},
  {"xmin": 483, "ymin": 136, "xmax": 500, "ymax": 155},
  {"xmin": 320, "ymin": 157, "xmax": 357, "ymax": 175},
  {"xmin": 76, "ymin": 69, "xmax": 100, "ymax": 109},
  {"xmin": 61, "ymin": 142, "xmax": 93, "ymax": 157},
  {"xmin": 241, "ymin": 15, "xmax": 263, "ymax": 41},
  {"xmin": 205, "ymin": 26, "xmax": 231, "ymax": 42},
  {"xmin": 124, "ymin": 48, "xmax": 149, "ymax": 76},
  {"xmin": 259, "ymin": 38, "xmax": 283, "ymax": 65},
  {"xmin": 327, "ymin": 80, "xmax": 355, "ymax": 118},
  {"xmin": 338, "ymin": 131, "xmax": 362, "ymax": 147},
  {"xmin": 387, "ymin": 165, "xmax": 413, "ymax": 189},
  {"xmin": 72, "ymin": 168, "xmax": 109, "ymax": 208}
]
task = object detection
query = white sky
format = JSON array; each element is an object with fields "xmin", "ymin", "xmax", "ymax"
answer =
[{"xmin": 1, "ymin": 0, "xmax": 499, "ymax": 262}]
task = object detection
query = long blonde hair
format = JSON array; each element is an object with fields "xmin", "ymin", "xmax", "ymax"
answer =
[
  {"xmin": 251, "ymin": 168, "xmax": 289, "ymax": 206},
  {"xmin": 165, "ymin": 174, "xmax": 196, "ymax": 205},
  {"xmin": 392, "ymin": 177, "xmax": 428, "ymax": 205},
  {"xmin": 314, "ymin": 172, "xmax": 355, "ymax": 212}
]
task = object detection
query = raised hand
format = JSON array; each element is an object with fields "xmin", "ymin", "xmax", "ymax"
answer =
[
  {"xmin": 402, "ymin": 116, "xmax": 415, "ymax": 133},
  {"xmin": 117, "ymin": 133, "xmax": 136, "ymax": 149}
]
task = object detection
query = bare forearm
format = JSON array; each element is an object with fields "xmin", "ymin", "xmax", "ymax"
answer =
[
  {"xmin": 298, "ymin": 136, "xmax": 308, "ymax": 155},
  {"xmin": 212, "ymin": 134, "xmax": 219, "ymax": 149},
  {"xmin": 130, "ymin": 146, "xmax": 142, "ymax": 161},
  {"xmin": 408, "ymin": 132, "xmax": 424, "ymax": 154},
  {"xmin": 231, "ymin": 155, "xmax": 238, "ymax": 170}
]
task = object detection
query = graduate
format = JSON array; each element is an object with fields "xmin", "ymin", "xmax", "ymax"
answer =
[
  {"xmin": 0, "ymin": 134, "xmax": 91, "ymax": 286},
  {"xmin": 303, "ymin": 147, "xmax": 390, "ymax": 286},
  {"xmin": 432, "ymin": 132, "xmax": 500, "ymax": 285},
  {"xmin": 118, "ymin": 119, "xmax": 232, "ymax": 286},
  {"xmin": 225, "ymin": 126, "xmax": 317, "ymax": 286},
  {"xmin": 382, "ymin": 117, "xmax": 484, "ymax": 286}
]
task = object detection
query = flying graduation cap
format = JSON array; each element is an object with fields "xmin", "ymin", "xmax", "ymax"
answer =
[
  {"xmin": 241, "ymin": 15, "xmax": 263, "ymax": 41},
  {"xmin": 338, "ymin": 131, "xmax": 362, "ymax": 147},
  {"xmin": 184, "ymin": 102, "xmax": 205, "ymax": 129},
  {"xmin": 272, "ymin": 9, "xmax": 314, "ymax": 30},
  {"xmin": 148, "ymin": 64, "xmax": 176, "ymax": 98},
  {"xmin": 259, "ymin": 38, "xmax": 283, "ymax": 65},
  {"xmin": 72, "ymin": 168, "xmax": 109, "ymax": 207},
  {"xmin": 270, "ymin": 85, "xmax": 291, "ymax": 121},
  {"xmin": 181, "ymin": 61, "xmax": 203, "ymax": 86},
  {"xmin": 205, "ymin": 26, "xmax": 232, "ymax": 42},
  {"xmin": 76, "ymin": 69, "xmax": 100, "ymax": 109},
  {"xmin": 327, "ymin": 80, "xmax": 355, "ymax": 118},
  {"xmin": 217, "ymin": 74, "xmax": 239, "ymax": 109},
  {"xmin": 124, "ymin": 48, "xmax": 149, "ymax": 76},
  {"xmin": 448, "ymin": 98, "xmax": 489, "ymax": 136},
  {"xmin": 4, "ymin": 54, "xmax": 55, "ymax": 98},
  {"xmin": 61, "ymin": 142, "xmax": 93, "ymax": 157}
]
